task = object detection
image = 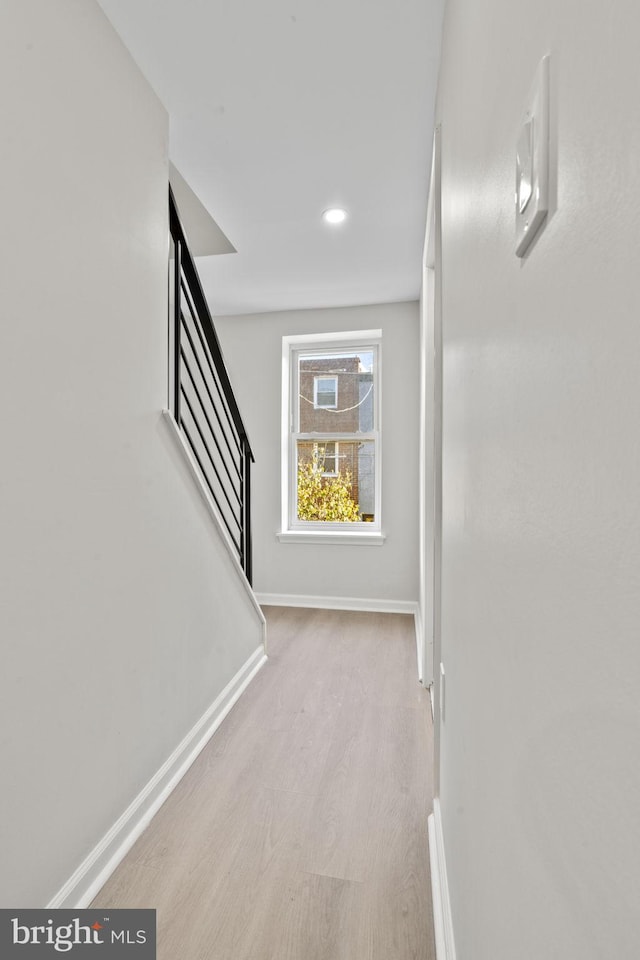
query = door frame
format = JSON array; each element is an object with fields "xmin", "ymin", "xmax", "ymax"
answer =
[{"xmin": 419, "ymin": 128, "xmax": 443, "ymax": 794}]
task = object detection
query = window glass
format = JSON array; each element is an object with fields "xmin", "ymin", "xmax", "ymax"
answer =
[{"xmin": 298, "ymin": 351, "xmax": 375, "ymax": 434}]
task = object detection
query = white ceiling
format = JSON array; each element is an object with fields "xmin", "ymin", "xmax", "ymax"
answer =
[{"xmin": 98, "ymin": 0, "xmax": 444, "ymax": 317}]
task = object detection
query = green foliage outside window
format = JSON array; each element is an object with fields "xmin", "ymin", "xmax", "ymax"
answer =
[{"xmin": 297, "ymin": 446, "xmax": 360, "ymax": 522}]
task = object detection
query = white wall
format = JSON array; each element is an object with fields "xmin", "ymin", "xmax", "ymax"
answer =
[
  {"xmin": 0, "ymin": 0, "xmax": 263, "ymax": 907},
  {"xmin": 216, "ymin": 302, "xmax": 420, "ymax": 604},
  {"xmin": 435, "ymin": 1, "xmax": 640, "ymax": 958}
]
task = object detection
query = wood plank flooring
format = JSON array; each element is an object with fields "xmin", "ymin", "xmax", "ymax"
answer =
[{"xmin": 92, "ymin": 607, "xmax": 435, "ymax": 960}]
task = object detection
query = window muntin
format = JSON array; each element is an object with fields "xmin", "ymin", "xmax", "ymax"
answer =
[{"xmin": 286, "ymin": 336, "xmax": 381, "ymax": 531}]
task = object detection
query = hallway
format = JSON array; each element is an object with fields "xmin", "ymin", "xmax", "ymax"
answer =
[{"xmin": 92, "ymin": 607, "xmax": 434, "ymax": 959}]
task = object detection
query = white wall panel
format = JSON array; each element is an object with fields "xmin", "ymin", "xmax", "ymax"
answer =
[
  {"xmin": 435, "ymin": 2, "xmax": 640, "ymax": 957},
  {"xmin": 0, "ymin": 0, "xmax": 263, "ymax": 906}
]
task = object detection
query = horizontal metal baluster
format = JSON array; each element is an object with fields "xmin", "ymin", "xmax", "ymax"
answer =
[
  {"xmin": 170, "ymin": 185, "xmax": 253, "ymax": 580},
  {"xmin": 180, "ymin": 348, "xmax": 243, "ymax": 505},
  {"xmin": 180, "ymin": 311, "xmax": 243, "ymax": 474},
  {"xmin": 179, "ymin": 416, "xmax": 243, "ymax": 556},
  {"xmin": 179, "ymin": 278, "xmax": 243, "ymax": 458},
  {"xmin": 180, "ymin": 385, "xmax": 243, "ymax": 533}
]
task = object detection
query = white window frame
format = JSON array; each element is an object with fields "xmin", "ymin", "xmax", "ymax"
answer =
[
  {"xmin": 279, "ymin": 330, "xmax": 385, "ymax": 545},
  {"xmin": 313, "ymin": 376, "xmax": 338, "ymax": 409}
]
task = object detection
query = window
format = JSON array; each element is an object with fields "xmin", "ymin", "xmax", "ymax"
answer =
[
  {"xmin": 280, "ymin": 330, "xmax": 383, "ymax": 544},
  {"xmin": 318, "ymin": 441, "xmax": 338, "ymax": 476},
  {"xmin": 314, "ymin": 376, "xmax": 338, "ymax": 409}
]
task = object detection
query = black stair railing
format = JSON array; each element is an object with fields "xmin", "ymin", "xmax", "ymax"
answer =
[{"xmin": 169, "ymin": 186, "xmax": 254, "ymax": 584}]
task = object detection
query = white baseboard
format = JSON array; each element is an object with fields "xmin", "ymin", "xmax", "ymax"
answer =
[
  {"xmin": 255, "ymin": 592, "xmax": 419, "ymax": 617},
  {"xmin": 428, "ymin": 798, "xmax": 457, "ymax": 960},
  {"xmin": 48, "ymin": 645, "xmax": 267, "ymax": 909}
]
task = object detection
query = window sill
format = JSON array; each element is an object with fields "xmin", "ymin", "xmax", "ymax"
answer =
[{"xmin": 277, "ymin": 530, "xmax": 386, "ymax": 546}]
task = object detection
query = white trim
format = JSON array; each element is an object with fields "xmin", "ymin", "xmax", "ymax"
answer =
[
  {"xmin": 419, "ymin": 130, "xmax": 441, "ymax": 692},
  {"xmin": 428, "ymin": 799, "xmax": 457, "ymax": 960},
  {"xmin": 415, "ymin": 607, "xmax": 424, "ymax": 683},
  {"xmin": 48, "ymin": 646, "xmax": 268, "ymax": 909},
  {"xmin": 277, "ymin": 530, "xmax": 385, "ymax": 546},
  {"xmin": 281, "ymin": 337, "xmax": 291, "ymax": 532},
  {"xmin": 256, "ymin": 592, "xmax": 418, "ymax": 617},
  {"xmin": 161, "ymin": 409, "xmax": 265, "ymax": 632},
  {"xmin": 283, "ymin": 328, "xmax": 383, "ymax": 347}
]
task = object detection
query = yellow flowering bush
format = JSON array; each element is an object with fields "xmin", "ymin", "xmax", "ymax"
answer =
[{"xmin": 297, "ymin": 447, "xmax": 360, "ymax": 522}]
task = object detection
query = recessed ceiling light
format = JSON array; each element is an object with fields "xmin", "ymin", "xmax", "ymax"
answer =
[{"xmin": 322, "ymin": 207, "xmax": 348, "ymax": 225}]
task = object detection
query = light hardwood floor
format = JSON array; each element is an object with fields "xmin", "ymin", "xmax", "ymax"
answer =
[{"xmin": 92, "ymin": 607, "xmax": 435, "ymax": 960}]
